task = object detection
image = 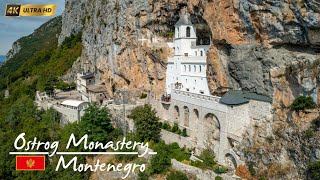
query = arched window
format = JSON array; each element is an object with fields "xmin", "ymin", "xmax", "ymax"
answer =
[
  {"xmin": 186, "ymin": 27, "xmax": 191, "ymax": 37},
  {"xmin": 189, "ymin": 65, "xmax": 191, "ymax": 72},
  {"xmin": 184, "ymin": 65, "xmax": 186, "ymax": 72},
  {"xmin": 200, "ymin": 65, "xmax": 202, "ymax": 72},
  {"xmin": 194, "ymin": 65, "xmax": 196, "ymax": 72},
  {"xmin": 200, "ymin": 50, "xmax": 203, "ymax": 56}
]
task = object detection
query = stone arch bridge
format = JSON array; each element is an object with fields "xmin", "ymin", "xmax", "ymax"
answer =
[{"xmin": 152, "ymin": 89, "xmax": 272, "ymax": 168}]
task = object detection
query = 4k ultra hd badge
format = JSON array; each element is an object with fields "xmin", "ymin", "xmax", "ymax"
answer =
[
  {"xmin": 4, "ymin": 4, "xmax": 56, "ymax": 17},
  {"xmin": 5, "ymin": 4, "xmax": 21, "ymax": 16}
]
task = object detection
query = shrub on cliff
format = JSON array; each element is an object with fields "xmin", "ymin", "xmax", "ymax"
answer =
[
  {"xmin": 307, "ymin": 161, "xmax": 320, "ymax": 179},
  {"xmin": 166, "ymin": 171, "xmax": 188, "ymax": 180},
  {"xmin": 181, "ymin": 128, "xmax": 188, "ymax": 137},
  {"xmin": 200, "ymin": 149, "xmax": 216, "ymax": 167},
  {"xmin": 290, "ymin": 96, "xmax": 316, "ymax": 111},
  {"xmin": 171, "ymin": 123, "xmax": 179, "ymax": 133},
  {"xmin": 140, "ymin": 93, "xmax": 147, "ymax": 99}
]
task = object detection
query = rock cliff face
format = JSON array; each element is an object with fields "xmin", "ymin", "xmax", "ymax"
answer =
[
  {"xmin": 5, "ymin": 42, "xmax": 21, "ymax": 61},
  {"xmin": 59, "ymin": 0, "xmax": 320, "ymax": 178},
  {"xmin": 59, "ymin": 0, "xmax": 320, "ymax": 97}
]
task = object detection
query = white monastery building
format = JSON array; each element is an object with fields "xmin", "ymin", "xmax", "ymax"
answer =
[
  {"xmin": 166, "ymin": 14, "xmax": 210, "ymax": 95},
  {"xmin": 154, "ymin": 14, "xmax": 273, "ymax": 169}
]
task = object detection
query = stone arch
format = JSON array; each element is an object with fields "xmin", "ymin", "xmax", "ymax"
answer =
[
  {"xmin": 203, "ymin": 113, "xmax": 220, "ymax": 149},
  {"xmin": 186, "ymin": 26, "xmax": 191, "ymax": 37},
  {"xmin": 174, "ymin": 105, "xmax": 180, "ymax": 122},
  {"xmin": 183, "ymin": 106, "xmax": 189, "ymax": 127},
  {"xmin": 193, "ymin": 109, "xmax": 199, "ymax": 120},
  {"xmin": 190, "ymin": 108, "xmax": 200, "ymax": 142},
  {"xmin": 225, "ymin": 153, "xmax": 237, "ymax": 170}
]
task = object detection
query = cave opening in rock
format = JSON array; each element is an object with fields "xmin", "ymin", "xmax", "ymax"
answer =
[{"xmin": 189, "ymin": 10, "xmax": 211, "ymax": 46}]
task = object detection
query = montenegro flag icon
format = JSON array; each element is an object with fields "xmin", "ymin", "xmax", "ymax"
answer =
[{"xmin": 16, "ymin": 156, "xmax": 45, "ymax": 171}]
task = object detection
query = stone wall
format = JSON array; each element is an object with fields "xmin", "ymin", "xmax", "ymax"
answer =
[
  {"xmin": 107, "ymin": 103, "xmax": 143, "ymax": 133},
  {"xmin": 171, "ymin": 159, "xmax": 238, "ymax": 180},
  {"xmin": 160, "ymin": 130, "xmax": 194, "ymax": 149}
]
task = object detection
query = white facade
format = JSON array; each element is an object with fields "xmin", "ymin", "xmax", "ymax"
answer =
[
  {"xmin": 55, "ymin": 100, "xmax": 89, "ymax": 123},
  {"xmin": 76, "ymin": 73, "xmax": 95, "ymax": 101},
  {"xmin": 166, "ymin": 14, "xmax": 211, "ymax": 95}
]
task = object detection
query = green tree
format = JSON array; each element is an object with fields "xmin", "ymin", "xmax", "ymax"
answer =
[
  {"xmin": 128, "ymin": 104, "xmax": 161, "ymax": 142},
  {"xmin": 79, "ymin": 104, "xmax": 114, "ymax": 142},
  {"xmin": 150, "ymin": 142, "xmax": 172, "ymax": 174}
]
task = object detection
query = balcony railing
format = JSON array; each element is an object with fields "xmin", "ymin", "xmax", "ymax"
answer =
[{"xmin": 172, "ymin": 86, "xmax": 220, "ymax": 103}]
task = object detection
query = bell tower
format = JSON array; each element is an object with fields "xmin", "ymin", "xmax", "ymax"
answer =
[{"xmin": 174, "ymin": 12, "xmax": 197, "ymax": 56}]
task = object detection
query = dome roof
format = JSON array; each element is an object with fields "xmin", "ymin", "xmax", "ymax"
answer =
[{"xmin": 175, "ymin": 14, "xmax": 193, "ymax": 26}]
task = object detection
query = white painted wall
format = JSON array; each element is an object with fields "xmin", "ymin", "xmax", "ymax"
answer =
[{"xmin": 165, "ymin": 21, "xmax": 211, "ymax": 96}]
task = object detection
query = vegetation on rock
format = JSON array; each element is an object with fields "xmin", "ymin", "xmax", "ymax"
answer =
[
  {"xmin": 290, "ymin": 96, "xmax": 316, "ymax": 111},
  {"xmin": 0, "ymin": 16, "xmax": 88, "ymax": 179},
  {"xmin": 307, "ymin": 161, "xmax": 320, "ymax": 180},
  {"xmin": 166, "ymin": 171, "xmax": 188, "ymax": 180}
]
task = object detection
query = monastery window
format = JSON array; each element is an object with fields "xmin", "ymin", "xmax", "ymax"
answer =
[
  {"xmin": 200, "ymin": 65, "xmax": 202, "ymax": 72},
  {"xmin": 200, "ymin": 50, "xmax": 203, "ymax": 56},
  {"xmin": 194, "ymin": 65, "xmax": 196, "ymax": 72},
  {"xmin": 195, "ymin": 80, "xmax": 197, "ymax": 84},
  {"xmin": 186, "ymin": 27, "xmax": 191, "ymax": 37},
  {"xmin": 184, "ymin": 65, "xmax": 186, "ymax": 72},
  {"xmin": 186, "ymin": 79, "xmax": 187, "ymax": 83},
  {"xmin": 189, "ymin": 65, "xmax": 191, "ymax": 72},
  {"xmin": 184, "ymin": 53, "xmax": 188, "ymax": 56},
  {"xmin": 195, "ymin": 51, "xmax": 197, "ymax": 56}
]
